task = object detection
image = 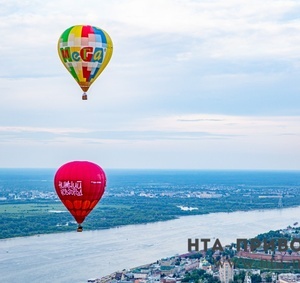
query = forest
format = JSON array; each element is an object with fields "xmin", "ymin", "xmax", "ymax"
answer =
[
  {"xmin": 1, "ymin": 188, "xmax": 300, "ymax": 239},
  {"xmin": 1, "ymin": 169, "xmax": 300, "ymax": 239}
]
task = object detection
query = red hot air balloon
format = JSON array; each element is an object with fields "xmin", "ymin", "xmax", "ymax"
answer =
[{"xmin": 54, "ymin": 161, "xmax": 106, "ymax": 232}]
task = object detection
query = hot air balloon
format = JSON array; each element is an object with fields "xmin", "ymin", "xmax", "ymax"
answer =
[
  {"xmin": 57, "ymin": 25, "xmax": 113, "ymax": 100},
  {"xmin": 54, "ymin": 161, "xmax": 106, "ymax": 232}
]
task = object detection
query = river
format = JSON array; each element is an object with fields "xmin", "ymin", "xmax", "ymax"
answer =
[{"xmin": 0, "ymin": 206, "xmax": 299, "ymax": 283}]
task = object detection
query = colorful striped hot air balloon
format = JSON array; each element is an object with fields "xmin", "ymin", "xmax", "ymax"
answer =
[{"xmin": 57, "ymin": 25, "xmax": 113, "ymax": 100}]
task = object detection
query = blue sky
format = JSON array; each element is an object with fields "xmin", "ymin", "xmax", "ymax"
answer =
[{"xmin": 1, "ymin": 0, "xmax": 300, "ymax": 169}]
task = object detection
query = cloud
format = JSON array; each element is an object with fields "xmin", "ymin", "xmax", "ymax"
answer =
[
  {"xmin": 2, "ymin": 0, "xmax": 300, "ymax": 77},
  {"xmin": 1, "ymin": 114, "xmax": 300, "ymax": 144},
  {"xmin": 1, "ymin": 0, "xmax": 300, "ymax": 168},
  {"xmin": 177, "ymin": 118, "xmax": 224, "ymax": 122}
]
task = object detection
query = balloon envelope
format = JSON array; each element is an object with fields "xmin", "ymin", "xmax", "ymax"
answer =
[
  {"xmin": 57, "ymin": 25, "xmax": 113, "ymax": 96},
  {"xmin": 54, "ymin": 161, "xmax": 106, "ymax": 226}
]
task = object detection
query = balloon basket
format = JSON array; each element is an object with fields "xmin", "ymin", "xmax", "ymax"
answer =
[
  {"xmin": 77, "ymin": 225, "xmax": 83, "ymax": 232},
  {"xmin": 82, "ymin": 93, "xmax": 87, "ymax": 100}
]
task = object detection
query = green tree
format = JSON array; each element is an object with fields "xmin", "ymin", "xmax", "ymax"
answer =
[{"xmin": 251, "ymin": 274, "xmax": 262, "ymax": 283}]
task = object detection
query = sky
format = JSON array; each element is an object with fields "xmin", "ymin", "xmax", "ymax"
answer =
[{"xmin": 1, "ymin": 0, "xmax": 300, "ymax": 170}]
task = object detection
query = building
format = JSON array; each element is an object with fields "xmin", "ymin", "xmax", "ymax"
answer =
[
  {"xmin": 131, "ymin": 268, "xmax": 149, "ymax": 279},
  {"xmin": 219, "ymin": 258, "xmax": 234, "ymax": 283},
  {"xmin": 278, "ymin": 273, "xmax": 300, "ymax": 283},
  {"xmin": 160, "ymin": 265, "xmax": 176, "ymax": 276},
  {"xmin": 184, "ymin": 259, "xmax": 199, "ymax": 271},
  {"xmin": 244, "ymin": 272, "xmax": 251, "ymax": 283},
  {"xmin": 199, "ymin": 259, "xmax": 212, "ymax": 273}
]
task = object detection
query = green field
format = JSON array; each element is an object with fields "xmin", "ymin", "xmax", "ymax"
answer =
[
  {"xmin": 0, "ymin": 203, "xmax": 66, "ymax": 214},
  {"xmin": 0, "ymin": 203, "xmax": 131, "ymax": 214},
  {"xmin": 1, "ymin": 192, "xmax": 300, "ymax": 239}
]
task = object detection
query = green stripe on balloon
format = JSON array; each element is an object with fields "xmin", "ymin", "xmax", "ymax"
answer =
[
  {"xmin": 69, "ymin": 66, "xmax": 79, "ymax": 82},
  {"xmin": 61, "ymin": 26, "xmax": 73, "ymax": 42}
]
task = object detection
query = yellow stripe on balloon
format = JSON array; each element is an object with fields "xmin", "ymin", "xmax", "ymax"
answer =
[{"xmin": 71, "ymin": 25, "xmax": 83, "ymax": 38}]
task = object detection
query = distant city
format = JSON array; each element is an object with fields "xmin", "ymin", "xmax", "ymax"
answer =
[{"xmin": 0, "ymin": 184, "xmax": 298, "ymax": 205}]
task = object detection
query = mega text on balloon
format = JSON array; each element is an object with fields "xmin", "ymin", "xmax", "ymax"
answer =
[{"xmin": 59, "ymin": 47, "xmax": 104, "ymax": 63}]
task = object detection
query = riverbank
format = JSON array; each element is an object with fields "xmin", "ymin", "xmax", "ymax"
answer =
[
  {"xmin": 2, "ymin": 169, "xmax": 300, "ymax": 239},
  {"xmin": 2, "ymin": 199, "xmax": 300, "ymax": 240},
  {"xmin": 1, "ymin": 206, "xmax": 300, "ymax": 283}
]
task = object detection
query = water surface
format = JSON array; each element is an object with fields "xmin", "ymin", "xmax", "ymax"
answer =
[{"xmin": 0, "ymin": 206, "xmax": 299, "ymax": 283}]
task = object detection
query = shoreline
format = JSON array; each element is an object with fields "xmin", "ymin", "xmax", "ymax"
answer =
[
  {"xmin": 1, "ymin": 206, "xmax": 300, "ymax": 282},
  {"xmin": 1, "ymin": 204, "xmax": 300, "ymax": 241}
]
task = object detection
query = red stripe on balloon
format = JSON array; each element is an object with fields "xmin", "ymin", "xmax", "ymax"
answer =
[
  {"xmin": 82, "ymin": 66, "xmax": 92, "ymax": 81},
  {"xmin": 81, "ymin": 25, "xmax": 94, "ymax": 37}
]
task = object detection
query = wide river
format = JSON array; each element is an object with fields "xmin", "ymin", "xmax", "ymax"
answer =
[{"xmin": 0, "ymin": 206, "xmax": 299, "ymax": 283}]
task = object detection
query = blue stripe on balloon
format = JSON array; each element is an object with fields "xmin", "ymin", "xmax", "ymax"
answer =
[{"xmin": 92, "ymin": 27, "xmax": 107, "ymax": 44}]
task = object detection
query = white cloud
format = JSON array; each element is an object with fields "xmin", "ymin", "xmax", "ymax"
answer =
[
  {"xmin": 1, "ymin": 0, "xmax": 300, "ymax": 168},
  {"xmin": 1, "ymin": 114, "xmax": 299, "ymax": 142}
]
